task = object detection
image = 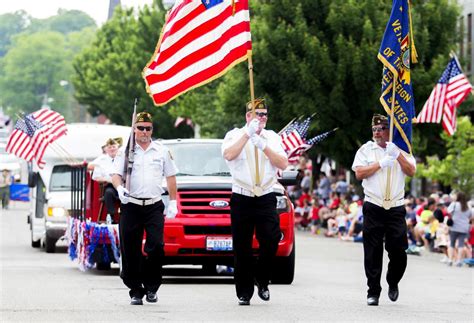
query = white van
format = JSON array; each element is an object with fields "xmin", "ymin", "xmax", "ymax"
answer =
[{"xmin": 28, "ymin": 123, "xmax": 130, "ymax": 252}]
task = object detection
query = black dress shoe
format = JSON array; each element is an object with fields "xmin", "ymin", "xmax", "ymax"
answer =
[
  {"xmin": 238, "ymin": 297, "xmax": 250, "ymax": 305},
  {"xmin": 130, "ymin": 296, "xmax": 143, "ymax": 305},
  {"xmin": 146, "ymin": 291, "xmax": 158, "ymax": 303},
  {"xmin": 257, "ymin": 285, "xmax": 270, "ymax": 301},
  {"xmin": 367, "ymin": 296, "xmax": 379, "ymax": 306},
  {"xmin": 388, "ymin": 286, "xmax": 399, "ymax": 302}
]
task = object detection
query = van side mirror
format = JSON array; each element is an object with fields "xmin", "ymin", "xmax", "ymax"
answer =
[
  {"xmin": 28, "ymin": 172, "xmax": 38, "ymax": 188},
  {"xmin": 278, "ymin": 170, "xmax": 298, "ymax": 186}
]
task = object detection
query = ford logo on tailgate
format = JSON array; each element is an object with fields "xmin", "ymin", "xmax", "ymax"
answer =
[{"xmin": 209, "ymin": 200, "xmax": 229, "ymax": 208}]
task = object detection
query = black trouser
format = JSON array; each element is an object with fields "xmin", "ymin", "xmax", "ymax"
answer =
[
  {"xmin": 362, "ymin": 202, "xmax": 408, "ymax": 297},
  {"xmin": 119, "ymin": 200, "xmax": 165, "ymax": 298},
  {"xmin": 103, "ymin": 185, "xmax": 118, "ymax": 216},
  {"xmin": 230, "ymin": 193, "xmax": 281, "ymax": 299}
]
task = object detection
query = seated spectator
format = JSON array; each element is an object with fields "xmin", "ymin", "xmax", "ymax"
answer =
[
  {"xmin": 421, "ymin": 214, "xmax": 439, "ymax": 251},
  {"xmin": 415, "ymin": 198, "xmax": 436, "ymax": 247},
  {"xmin": 92, "ymin": 137, "xmax": 123, "ymax": 222},
  {"xmin": 294, "ymin": 199, "xmax": 311, "ymax": 230}
]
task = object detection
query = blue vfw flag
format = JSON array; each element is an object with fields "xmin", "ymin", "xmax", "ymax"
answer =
[{"xmin": 378, "ymin": 0, "xmax": 417, "ymax": 154}]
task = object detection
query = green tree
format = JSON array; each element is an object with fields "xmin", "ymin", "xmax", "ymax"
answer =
[
  {"xmin": 0, "ymin": 20, "xmax": 96, "ymax": 119},
  {"xmin": 26, "ymin": 9, "xmax": 96, "ymax": 35},
  {"xmin": 0, "ymin": 10, "xmax": 29, "ymax": 57},
  {"xmin": 417, "ymin": 117, "xmax": 474, "ymax": 195}
]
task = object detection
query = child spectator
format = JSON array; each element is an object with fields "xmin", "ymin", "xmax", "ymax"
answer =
[{"xmin": 310, "ymin": 197, "xmax": 321, "ymax": 235}]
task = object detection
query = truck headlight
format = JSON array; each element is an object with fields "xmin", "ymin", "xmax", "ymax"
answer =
[
  {"xmin": 47, "ymin": 207, "xmax": 67, "ymax": 217},
  {"xmin": 276, "ymin": 196, "xmax": 290, "ymax": 214}
]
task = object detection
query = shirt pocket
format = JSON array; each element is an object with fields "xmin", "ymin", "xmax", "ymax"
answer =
[{"xmin": 151, "ymin": 158, "xmax": 164, "ymax": 177}]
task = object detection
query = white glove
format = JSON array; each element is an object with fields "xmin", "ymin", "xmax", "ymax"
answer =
[
  {"xmin": 250, "ymin": 134, "xmax": 267, "ymax": 151},
  {"xmin": 386, "ymin": 142, "xmax": 400, "ymax": 159},
  {"xmin": 245, "ymin": 118, "xmax": 260, "ymax": 137},
  {"xmin": 379, "ymin": 155, "xmax": 395, "ymax": 169},
  {"xmin": 117, "ymin": 185, "xmax": 129, "ymax": 204},
  {"xmin": 166, "ymin": 200, "xmax": 178, "ymax": 219}
]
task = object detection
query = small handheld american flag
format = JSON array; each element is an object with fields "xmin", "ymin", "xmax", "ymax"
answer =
[{"xmin": 279, "ymin": 115, "xmax": 337, "ymax": 164}]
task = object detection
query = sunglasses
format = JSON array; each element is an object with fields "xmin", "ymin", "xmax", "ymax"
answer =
[
  {"xmin": 136, "ymin": 126, "xmax": 153, "ymax": 132},
  {"xmin": 255, "ymin": 112, "xmax": 268, "ymax": 118},
  {"xmin": 372, "ymin": 126, "xmax": 387, "ymax": 132}
]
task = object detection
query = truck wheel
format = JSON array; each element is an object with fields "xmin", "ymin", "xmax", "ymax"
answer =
[
  {"xmin": 45, "ymin": 236, "xmax": 56, "ymax": 253},
  {"xmin": 31, "ymin": 231, "xmax": 40, "ymax": 248},
  {"xmin": 271, "ymin": 240, "xmax": 295, "ymax": 285}
]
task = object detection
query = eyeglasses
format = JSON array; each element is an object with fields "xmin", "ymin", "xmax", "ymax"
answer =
[
  {"xmin": 372, "ymin": 126, "xmax": 387, "ymax": 132},
  {"xmin": 136, "ymin": 126, "xmax": 153, "ymax": 132},
  {"xmin": 255, "ymin": 112, "xmax": 268, "ymax": 118}
]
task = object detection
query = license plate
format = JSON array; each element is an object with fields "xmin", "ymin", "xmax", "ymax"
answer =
[{"xmin": 206, "ymin": 237, "xmax": 233, "ymax": 251}]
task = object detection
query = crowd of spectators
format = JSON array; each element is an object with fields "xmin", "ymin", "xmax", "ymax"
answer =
[{"xmin": 287, "ymin": 155, "xmax": 474, "ymax": 267}]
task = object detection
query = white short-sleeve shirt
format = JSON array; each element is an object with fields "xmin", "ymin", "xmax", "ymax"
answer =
[
  {"xmin": 352, "ymin": 141, "xmax": 416, "ymax": 207},
  {"xmin": 221, "ymin": 127, "xmax": 286, "ymax": 189},
  {"xmin": 92, "ymin": 152, "xmax": 122, "ymax": 182},
  {"xmin": 111, "ymin": 141, "xmax": 178, "ymax": 198}
]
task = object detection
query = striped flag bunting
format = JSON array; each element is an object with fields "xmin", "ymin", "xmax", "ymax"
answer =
[
  {"xmin": 143, "ymin": 0, "xmax": 252, "ymax": 106},
  {"xmin": 5, "ymin": 109, "xmax": 67, "ymax": 168},
  {"xmin": 416, "ymin": 55, "xmax": 472, "ymax": 135}
]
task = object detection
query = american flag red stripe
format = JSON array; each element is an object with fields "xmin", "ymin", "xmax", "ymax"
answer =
[
  {"xmin": 143, "ymin": 0, "xmax": 251, "ymax": 106},
  {"xmin": 417, "ymin": 56, "xmax": 472, "ymax": 135},
  {"xmin": 281, "ymin": 129, "xmax": 304, "ymax": 154},
  {"xmin": 6, "ymin": 109, "xmax": 67, "ymax": 168}
]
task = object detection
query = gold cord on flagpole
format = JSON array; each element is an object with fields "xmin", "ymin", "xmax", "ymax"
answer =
[
  {"xmin": 408, "ymin": 0, "xmax": 418, "ymax": 63},
  {"xmin": 248, "ymin": 53, "xmax": 261, "ymax": 193}
]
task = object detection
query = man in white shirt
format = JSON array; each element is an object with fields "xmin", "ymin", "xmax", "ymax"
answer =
[
  {"xmin": 222, "ymin": 98, "xmax": 288, "ymax": 306},
  {"xmin": 92, "ymin": 137, "xmax": 122, "ymax": 220},
  {"xmin": 111, "ymin": 112, "xmax": 178, "ymax": 306},
  {"xmin": 352, "ymin": 114, "xmax": 416, "ymax": 306}
]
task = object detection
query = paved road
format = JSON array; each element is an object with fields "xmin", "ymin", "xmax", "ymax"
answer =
[{"xmin": 1, "ymin": 202, "xmax": 472, "ymax": 322}]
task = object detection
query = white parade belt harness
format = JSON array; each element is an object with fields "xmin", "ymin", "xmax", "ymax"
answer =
[{"xmin": 128, "ymin": 196, "xmax": 162, "ymax": 206}]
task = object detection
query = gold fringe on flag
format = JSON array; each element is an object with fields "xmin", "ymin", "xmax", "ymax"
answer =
[{"xmin": 408, "ymin": 0, "xmax": 418, "ymax": 63}]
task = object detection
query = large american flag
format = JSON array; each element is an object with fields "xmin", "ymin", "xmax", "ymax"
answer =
[
  {"xmin": 143, "ymin": 0, "xmax": 252, "ymax": 106},
  {"xmin": 417, "ymin": 56, "xmax": 472, "ymax": 135},
  {"xmin": 6, "ymin": 109, "xmax": 67, "ymax": 168}
]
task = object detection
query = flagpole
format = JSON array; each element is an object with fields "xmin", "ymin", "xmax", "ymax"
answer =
[
  {"xmin": 383, "ymin": 78, "xmax": 397, "ymax": 210},
  {"xmin": 248, "ymin": 53, "xmax": 261, "ymax": 193}
]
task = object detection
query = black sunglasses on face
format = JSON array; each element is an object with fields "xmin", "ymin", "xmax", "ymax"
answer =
[
  {"xmin": 136, "ymin": 126, "xmax": 153, "ymax": 132},
  {"xmin": 255, "ymin": 112, "xmax": 268, "ymax": 118},
  {"xmin": 372, "ymin": 126, "xmax": 387, "ymax": 132}
]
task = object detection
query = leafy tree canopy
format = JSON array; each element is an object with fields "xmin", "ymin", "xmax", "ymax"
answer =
[{"xmin": 0, "ymin": 10, "xmax": 96, "ymax": 120}]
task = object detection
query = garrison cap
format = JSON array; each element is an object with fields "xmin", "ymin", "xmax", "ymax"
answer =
[
  {"xmin": 105, "ymin": 137, "xmax": 123, "ymax": 147},
  {"xmin": 246, "ymin": 98, "xmax": 267, "ymax": 112},
  {"xmin": 372, "ymin": 114, "xmax": 388, "ymax": 126},
  {"xmin": 135, "ymin": 111, "xmax": 153, "ymax": 123}
]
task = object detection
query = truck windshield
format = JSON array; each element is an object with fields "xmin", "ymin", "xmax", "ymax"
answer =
[
  {"xmin": 165, "ymin": 142, "xmax": 230, "ymax": 177},
  {"xmin": 50, "ymin": 165, "xmax": 73, "ymax": 191}
]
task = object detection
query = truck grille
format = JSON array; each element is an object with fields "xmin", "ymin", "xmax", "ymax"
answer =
[
  {"xmin": 178, "ymin": 190, "xmax": 231, "ymax": 215},
  {"xmin": 184, "ymin": 226, "xmax": 232, "ymax": 235}
]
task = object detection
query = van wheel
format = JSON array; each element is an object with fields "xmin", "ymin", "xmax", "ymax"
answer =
[
  {"xmin": 31, "ymin": 231, "xmax": 40, "ymax": 248},
  {"xmin": 45, "ymin": 236, "xmax": 56, "ymax": 253},
  {"xmin": 271, "ymin": 240, "xmax": 295, "ymax": 285}
]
